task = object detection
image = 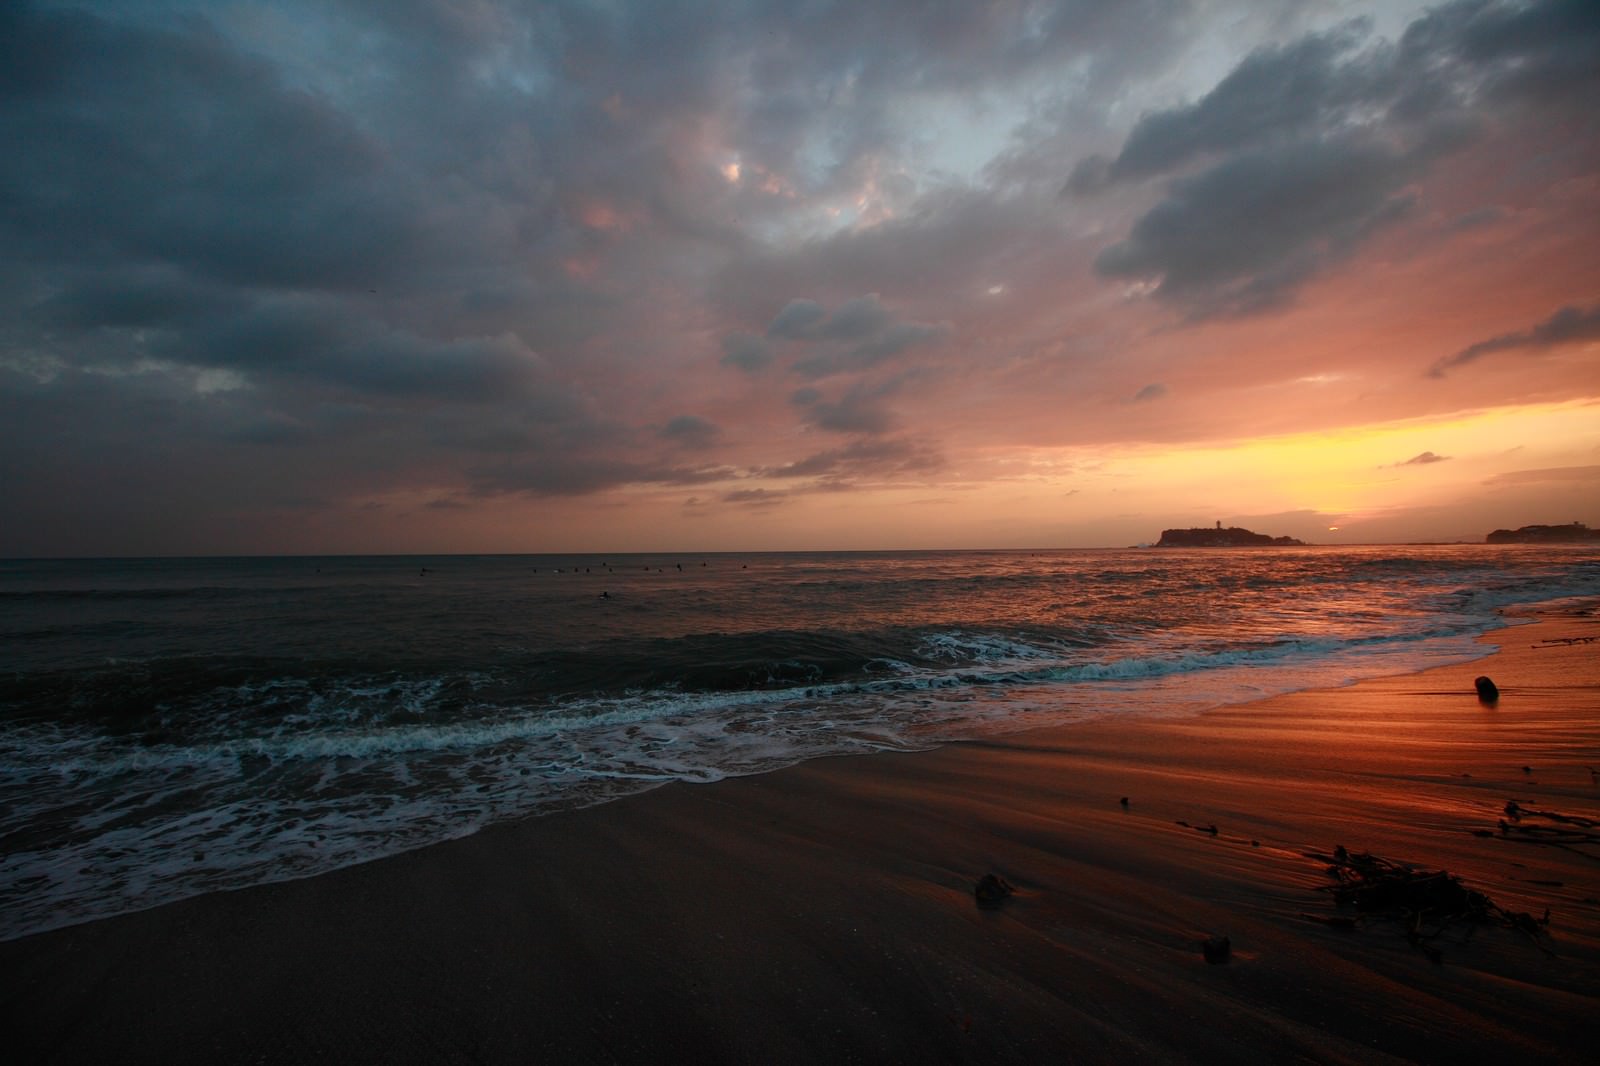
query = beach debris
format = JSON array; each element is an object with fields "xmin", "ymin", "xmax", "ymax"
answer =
[
  {"xmin": 1535, "ymin": 635, "xmax": 1597, "ymax": 647},
  {"xmin": 1494, "ymin": 802, "xmax": 1600, "ymax": 856},
  {"xmin": 1201, "ymin": 935, "xmax": 1231, "ymax": 964},
  {"xmin": 1119, "ymin": 796, "xmax": 1129, "ymax": 808},
  {"xmin": 1474, "ymin": 675, "xmax": 1499, "ymax": 703},
  {"xmin": 1176, "ymin": 819, "xmax": 1219, "ymax": 836},
  {"xmin": 1305, "ymin": 845, "xmax": 1550, "ymax": 961},
  {"xmin": 1299, "ymin": 913, "xmax": 1358, "ymax": 929},
  {"xmin": 974, "ymin": 873, "xmax": 1015, "ymax": 909}
]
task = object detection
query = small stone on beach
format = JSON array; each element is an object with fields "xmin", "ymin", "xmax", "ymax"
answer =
[
  {"xmin": 1475, "ymin": 675, "xmax": 1499, "ymax": 703},
  {"xmin": 1202, "ymin": 936, "xmax": 1231, "ymax": 964},
  {"xmin": 974, "ymin": 873, "xmax": 1015, "ymax": 909}
]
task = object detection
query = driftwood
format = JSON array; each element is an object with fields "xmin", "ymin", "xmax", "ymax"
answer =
[{"xmin": 1304, "ymin": 845, "xmax": 1549, "ymax": 962}]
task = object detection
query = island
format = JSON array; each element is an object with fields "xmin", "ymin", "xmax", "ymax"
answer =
[
  {"xmin": 1154, "ymin": 524, "xmax": 1307, "ymax": 547},
  {"xmin": 1486, "ymin": 522, "xmax": 1600, "ymax": 544}
]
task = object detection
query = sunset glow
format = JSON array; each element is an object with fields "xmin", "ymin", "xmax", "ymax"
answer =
[{"xmin": 2, "ymin": 1, "xmax": 1596, "ymax": 555}]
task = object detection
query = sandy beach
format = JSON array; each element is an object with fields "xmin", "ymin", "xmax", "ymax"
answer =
[{"xmin": 6, "ymin": 605, "xmax": 1598, "ymax": 1064}]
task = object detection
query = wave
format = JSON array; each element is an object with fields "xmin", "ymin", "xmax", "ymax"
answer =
[{"xmin": 4, "ymin": 546, "xmax": 1597, "ymax": 942}]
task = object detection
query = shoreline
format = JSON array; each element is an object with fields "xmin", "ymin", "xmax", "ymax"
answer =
[{"xmin": 6, "ymin": 606, "xmax": 1598, "ymax": 1062}]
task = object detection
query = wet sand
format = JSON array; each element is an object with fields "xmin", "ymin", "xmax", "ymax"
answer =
[{"xmin": 5, "ymin": 607, "xmax": 1598, "ymax": 1063}]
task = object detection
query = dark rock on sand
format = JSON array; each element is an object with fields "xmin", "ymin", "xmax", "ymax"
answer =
[
  {"xmin": 974, "ymin": 873, "xmax": 1015, "ymax": 908},
  {"xmin": 1475, "ymin": 675, "xmax": 1499, "ymax": 703},
  {"xmin": 1202, "ymin": 936, "xmax": 1231, "ymax": 964}
]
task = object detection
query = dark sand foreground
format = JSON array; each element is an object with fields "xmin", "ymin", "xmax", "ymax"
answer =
[{"xmin": 6, "ymin": 608, "xmax": 1599, "ymax": 1063}]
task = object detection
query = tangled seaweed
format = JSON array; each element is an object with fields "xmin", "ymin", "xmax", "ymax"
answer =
[
  {"xmin": 1497, "ymin": 801, "xmax": 1600, "ymax": 858},
  {"xmin": 1304, "ymin": 845, "xmax": 1550, "ymax": 963}
]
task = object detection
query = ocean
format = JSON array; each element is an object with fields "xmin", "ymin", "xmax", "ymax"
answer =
[{"xmin": 3, "ymin": 545, "xmax": 1597, "ymax": 941}]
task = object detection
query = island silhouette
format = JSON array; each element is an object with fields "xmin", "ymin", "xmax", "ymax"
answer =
[
  {"xmin": 1486, "ymin": 522, "xmax": 1599, "ymax": 544},
  {"xmin": 1154, "ymin": 523, "xmax": 1306, "ymax": 547}
]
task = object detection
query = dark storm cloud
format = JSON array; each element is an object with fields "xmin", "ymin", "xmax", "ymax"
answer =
[
  {"xmin": 792, "ymin": 324, "xmax": 950, "ymax": 379},
  {"xmin": 1428, "ymin": 301, "xmax": 1600, "ymax": 377},
  {"xmin": 1094, "ymin": 136, "xmax": 1422, "ymax": 316},
  {"xmin": 660, "ymin": 415, "xmax": 721, "ymax": 449},
  {"xmin": 719, "ymin": 333, "xmax": 774, "ymax": 372},
  {"xmin": 768, "ymin": 300, "xmax": 829, "ymax": 340},
  {"xmin": 0, "ymin": 4, "xmax": 419, "ymax": 290},
  {"xmin": 29, "ymin": 268, "xmax": 246, "ymax": 332},
  {"xmin": 759, "ymin": 437, "xmax": 945, "ymax": 481},
  {"xmin": 789, "ymin": 383, "xmax": 898, "ymax": 436},
  {"xmin": 324, "ymin": 333, "xmax": 549, "ymax": 402},
  {"xmin": 1399, "ymin": 0, "xmax": 1600, "ymax": 107},
  {"xmin": 814, "ymin": 296, "xmax": 894, "ymax": 342},
  {"xmin": 1067, "ymin": 20, "xmax": 1382, "ymax": 193},
  {"xmin": 1075, "ymin": 0, "xmax": 1600, "ymax": 319},
  {"xmin": 753, "ymin": 294, "xmax": 950, "ymax": 379}
]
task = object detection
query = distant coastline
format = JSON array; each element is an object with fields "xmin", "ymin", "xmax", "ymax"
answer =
[
  {"xmin": 1485, "ymin": 522, "xmax": 1599, "ymax": 544},
  {"xmin": 1153, "ymin": 526, "xmax": 1306, "ymax": 547}
]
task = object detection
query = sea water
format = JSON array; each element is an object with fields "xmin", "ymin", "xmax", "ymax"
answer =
[{"xmin": 3, "ymin": 545, "xmax": 1597, "ymax": 940}]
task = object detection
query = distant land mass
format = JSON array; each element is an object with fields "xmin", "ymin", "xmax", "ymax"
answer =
[
  {"xmin": 1154, "ymin": 526, "xmax": 1307, "ymax": 547},
  {"xmin": 1485, "ymin": 522, "xmax": 1600, "ymax": 544}
]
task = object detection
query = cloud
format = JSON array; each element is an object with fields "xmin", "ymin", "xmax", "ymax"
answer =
[
  {"xmin": 1482, "ymin": 465, "xmax": 1600, "ymax": 486},
  {"xmin": 1445, "ymin": 206, "xmax": 1506, "ymax": 233},
  {"xmin": 1094, "ymin": 135, "xmax": 1420, "ymax": 316},
  {"xmin": 1429, "ymin": 301, "xmax": 1600, "ymax": 376},
  {"xmin": 752, "ymin": 293, "xmax": 950, "ymax": 379},
  {"xmin": 719, "ymin": 332, "xmax": 774, "ymax": 372},
  {"xmin": 0, "ymin": 5, "xmax": 421, "ymax": 291},
  {"xmin": 767, "ymin": 294, "xmax": 918, "ymax": 345},
  {"xmin": 1, "ymin": 0, "xmax": 1596, "ymax": 553},
  {"xmin": 816, "ymin": 295, "xmax": 894, "ymax": 341},
  {"xmin": 768, "ymin": 299, "xmax": 829, "ymax": 339},
  {"xmin": 789, "ymin": 383, "xmax": 898, "ymax": 436},
  {"xmin": 660, "ymin": 414, "xmax": 720, "ymax": 449},
  {"xmin": 758, "ymin": 437, "xmax": 944, "ymax": 481},
  {"xmin": 1068, "ymin": 20, "xmax": 1381, "ymax": 193},
  {"xmin": 1075, "ymin": 0, "xmax": 1600, "ymax": 319},
  {"xmin": 793, "ymin": 321, "xmax": 951, "ymax": 379},
  {"xmin": 468, "ymin": 457, "xmax": 734, "ymax": 498},
  {"xmin": 721, "ymin": 487, "xmax": 787, "ymax": 509},
  {"xmin": 1132, "ymin": 383, "xmax": 1168, "ymax": 402},
  {"xmin": 1394, "ymin": 451, "xmax": 1450, "ymax": 466}
]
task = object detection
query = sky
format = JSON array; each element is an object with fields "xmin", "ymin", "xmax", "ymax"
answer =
[{"xmin": 2, "ymin": 0, "xmax": 1597, "ymax": 555}]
